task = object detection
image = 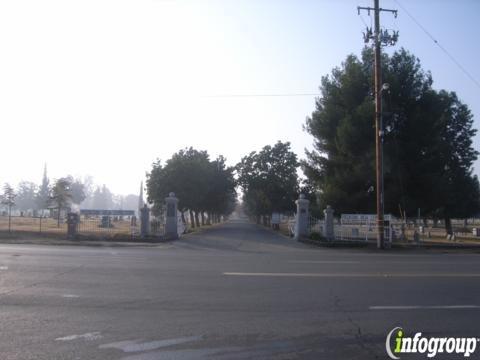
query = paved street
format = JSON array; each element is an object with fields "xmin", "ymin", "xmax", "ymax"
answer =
[{"xmin": 1, "ymin": 219, "xmax": 480, "ymax": 359}]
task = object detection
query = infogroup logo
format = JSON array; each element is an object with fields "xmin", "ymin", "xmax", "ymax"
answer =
[{"xmin": 386, "ymin": 327, "xmax": 479, "ymax": 359}]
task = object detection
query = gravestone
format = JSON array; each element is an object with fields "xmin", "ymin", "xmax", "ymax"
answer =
[{"xmin": 99, "ymin": 216, "xmax": 113, "ymax": 228}]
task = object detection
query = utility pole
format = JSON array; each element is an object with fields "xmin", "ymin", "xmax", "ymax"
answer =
[{"xmin": 358, "ymin": 1, "xmax": 398, "ymax": 249}]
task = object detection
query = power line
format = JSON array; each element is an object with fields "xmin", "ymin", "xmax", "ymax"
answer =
[
  {"xmin": 393, "ymin": 0, "xmax": 480, "ymax": 90},
  {"xmin": 358, "ymin": 11, "xmax": 370, "ymax": 28},
  {"xmin": 201, "ymin": 93, "xmax": 320, "ymax": 98}
]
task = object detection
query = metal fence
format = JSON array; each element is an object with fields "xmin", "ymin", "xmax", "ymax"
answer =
[
  {"xmin": 0, "ymin": 215, "xmax": 66, "ymax": 234},
  {"xmin": 76, "ymin": 216, "xmax": 140, "ymax": 238},
  {"xmin": 0, "ymin": 212, "xmax": 192, "ymax": 240},
  {"xmin": 308, "ymin": 215, "xmax": 324, "ymax": 235}
]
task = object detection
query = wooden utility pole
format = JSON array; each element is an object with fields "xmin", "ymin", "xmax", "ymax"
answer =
[{"xmin": 358, "ymin": 1, "xmax": 398, "ymax": 249}]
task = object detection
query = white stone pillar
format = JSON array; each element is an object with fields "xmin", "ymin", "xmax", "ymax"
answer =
[
  {"xmin": 165, "ymin": 192, "xmax": 179, "ymax": 240},
  {"xmin": 294, "ymin": 194, "xmax": 310, "ymax": 240}
]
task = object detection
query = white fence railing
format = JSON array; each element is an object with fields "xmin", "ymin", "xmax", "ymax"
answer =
[
  {"xmin": 308, "ymin": 215, "xmax": 324, "ymax": 235},
  {"xmin": 333, "ymin": 223, "xmax": 392, "ymax": 243},
  {"xmin": 284, "ymin": 214, "xmax": 392, "ymax": 243}
]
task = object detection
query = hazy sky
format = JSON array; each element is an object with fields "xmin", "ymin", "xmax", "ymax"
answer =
[{"xmin": 0, "ymin": 0, "xmax": 478, "ymax": 195}]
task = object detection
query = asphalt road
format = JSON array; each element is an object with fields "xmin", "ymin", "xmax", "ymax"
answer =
[{"xmin": 1, "ymin": 218, "xmax": 480, "ymax": 359}]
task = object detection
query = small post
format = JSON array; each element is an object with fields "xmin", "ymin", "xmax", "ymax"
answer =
[
  {"xmin": 294, "ymin": 194, "xmax": 310, "ymax": 240},
  {"xmin": 323, "ymin": 205, "xmax": 334, "ymax": 241},
  {"xmin": 140, "ymin": 205, "xmax": 150, "ymax": 238},
  {"xmin": 165, "ymin": 192, "xmax": 179, "ymax": 240}
]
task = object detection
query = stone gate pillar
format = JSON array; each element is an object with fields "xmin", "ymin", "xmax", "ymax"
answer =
[
  {"xmin": 165, "ymin": 192, "xmax": 179, "ymax": 240},
  {"xmin": 140, "ymin": 205, "xmax": 150, "ymax": 237},
  {"xmin": 294, "ymin": 194, "xmax": 310, "ymax": 240},
  {"xmin": 66, "ymin": 212, "xmax": 79, "ymax": 239},
  {"xmin": 323, "ymin": 205, "xmax": 334, "ymax": 241}
]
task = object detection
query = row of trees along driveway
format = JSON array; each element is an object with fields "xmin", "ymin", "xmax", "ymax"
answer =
[
  {"xmin": 303, "ymin": 48, "xmax": 480, "ymax": 234},
  {"xmin": 236, "ymin": 142, "xmax": 299, "ymax": 223},
  {"xmin": 146, "ymin": 148, "xmax": 237, "ymax": 227}
]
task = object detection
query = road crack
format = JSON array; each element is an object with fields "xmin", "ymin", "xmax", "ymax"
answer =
[{"xmin": 333, "ymin": 294, "xmax": 380, "ymax": 359}]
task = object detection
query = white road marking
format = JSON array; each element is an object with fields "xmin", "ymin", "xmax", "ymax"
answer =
[
  {"xmin": 289, "ymin": 260, "xmax": 480, "ymax": 265},
  {"xmin": 288, "ymin": 260, "xmax": 360, "ymax": 264},
  {"xmin": 223, "ymin": 272, "xmax": 480, "ymax": 278},
  {"xmin": 55, "ymin": 332, "xmax": 102, "ymax": 341},
  {"xmin": 370, "ymin": 305, "xmax": 480, "ymax": 310},
  {"xmin": 99, "ymin": 336, "xmax": 201, "ymax": 353},
  {"xmin": 0, "ymin": 266, "xmax": 8, "ymax": 270},
  {"xmin": 62, "ymin": 294, "xmax": 80, "ymax": 298}
]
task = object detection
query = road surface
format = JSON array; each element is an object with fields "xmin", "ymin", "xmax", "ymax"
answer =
[{"xmin": 0, "ymin": 219, "xmax": 479, "ymax": 359}]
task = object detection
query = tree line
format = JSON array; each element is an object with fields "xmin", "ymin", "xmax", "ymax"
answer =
[
  {"xmin": 1, "ymin": 167, "xmax": 140, "ymax": 222},
  {"xmin": 146, "ymin": 143, "xmax": 311, "ymax": 226},
  {"xmin": 147, "ymin": 47, "xmax": 480, "ymax": 237}
]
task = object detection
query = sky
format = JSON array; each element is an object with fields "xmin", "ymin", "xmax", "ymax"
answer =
[{"xmin": 0, "ymin": 0, "xmax": 478, "ymax": 196}]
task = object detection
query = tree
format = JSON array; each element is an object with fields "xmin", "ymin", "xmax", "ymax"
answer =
[
  {"xmin": 303, "ymin": 48, "xmax": 479, "ymax": 234},
  {"xmin": 299, "ymin": 178, "xmax": 321, "ymax": 218},
  {"xmin": 236, "ymin": 141, "xmax": 299, "ymax": 220},
  {"xmin": 16, "ymin": 181, "xmax": 37, "ymax": 213},
  {"xmin": 79, "ymin": 175, "xmax": 95, "ymax": 208},
  {"xmin": 1, "ymin": 183, "xmax": 16, "ymax": 232},
  {"xmin": 50, "ymin": 178, "xmax": 73, "ymax": 226},
  {"xmin": 147, "ymin": 148, "xmax": 210, "ymax": 226},
  {"xmin": 122, "ymin": 194, "xmax": 140, "ymax": 211},
  {"xmin": 91, "ymin": 185, "xmax": 114, "ymax": 209},
  {"xmin": 36, "ymin": 164, "xmax": 50, "ymax": 213},
  {"xmin": 204, "ymin": 156, "xmax": 237, "ymax": 222},
  {"xmin": 146, "ymin": 148, "xmax": 237, "ymax": 226},
  {"xmin": 65, "ymin": 176, "xmax": 87, "ymax": 205}
]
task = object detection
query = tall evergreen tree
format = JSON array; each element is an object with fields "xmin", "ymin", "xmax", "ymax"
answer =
[
  {"xmin": 1, "ymin": 183, "xmax": 16, "ymax": 232},
  {"xmin": 36, "ymin": 164, "xmax": 50, "ymax": 213},
  {"xmin": 16, "ymin": 181, "xmax": 37, "ymax": 212},
  {"xmin": 50, "ymin": 178, "xmax": 73, "ymax": 226},
  {"xmin": 303, "ymin": 48, "xmax": 479, "ymax": 233}
]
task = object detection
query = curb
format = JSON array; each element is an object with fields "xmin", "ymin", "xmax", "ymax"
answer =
[{"xmin": 391, "ymin": 242, "xmax": 480, "ymax": 251}]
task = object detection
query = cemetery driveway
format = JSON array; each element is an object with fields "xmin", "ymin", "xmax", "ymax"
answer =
[{"xmin": 0, "ymin": 218, "xmax": 479, "ymax": 359}]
